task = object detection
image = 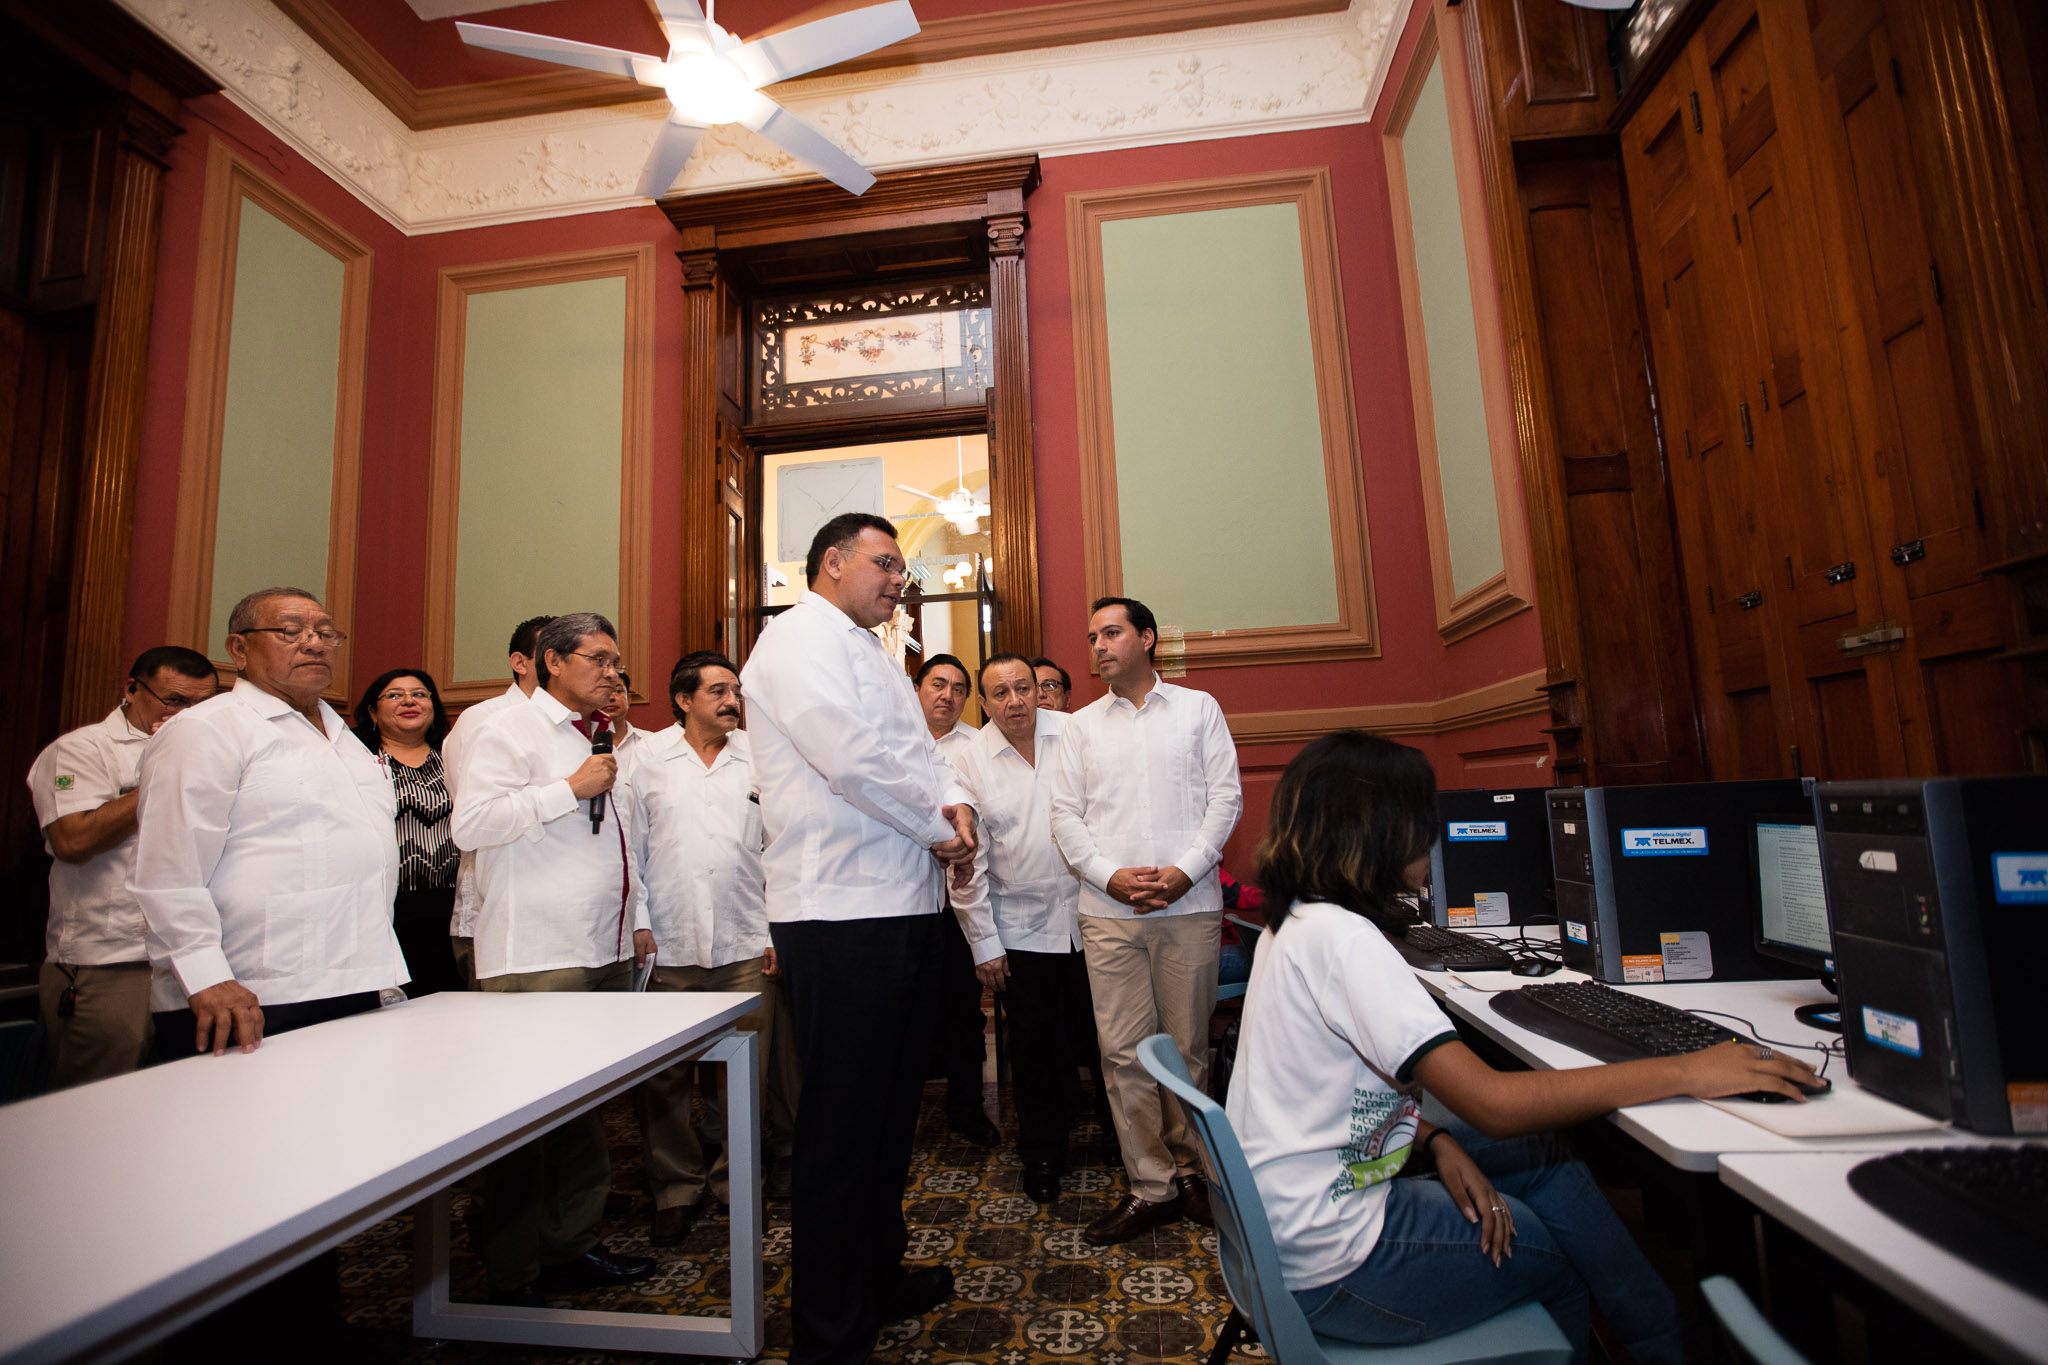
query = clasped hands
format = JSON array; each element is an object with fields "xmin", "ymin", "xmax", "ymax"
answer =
[
  {"xmin": 1107, "ymin": 865, "xmax": 1193, "ymax": 913},
  {"xmin": 929, "ymin": 803, "xmax": 978, "ymax": 890}
]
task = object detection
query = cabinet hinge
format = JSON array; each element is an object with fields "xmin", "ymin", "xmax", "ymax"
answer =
[
  {"xmin": 1663, "ymin": 279, "xmax": 1671, "ymax": 308},
  {"xmin": 1733, "ymin": 214, "xmax": 1742, "ymax": 244},
  {"xmin": 1785, "ymin": 554, "xmax": 1795, "ymax": 588},
  {"xmin": 1737, "ymin": 590, "xmax": 1764, "ymax": 610},
  {"xmin": 1824, "ymin": 561, "xmax": 1858, "ymax": 585},
  {"xmin": 1739, "ymin": 400, "xmax": 1754, "ymax": 447},
  {"xmin": 1890, "ymin": 539, "xmax": 1926, "ymax": 567},
  {"xmin": 1930, "ymin": 261, "xmax": 1943, "ymax": 303},
  {"xmin": 1689, "ymin": 91, "xmax": 1703, "ymax": 133},
  {"xmin": 1890, "ymin": 57, "xmax": 1904, "ymax": 97}
]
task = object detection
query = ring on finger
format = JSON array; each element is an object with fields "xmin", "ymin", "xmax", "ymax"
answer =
[{"xmin": 1756, "ymin": 1045, "xmax": 1774, "ymax": 1061}]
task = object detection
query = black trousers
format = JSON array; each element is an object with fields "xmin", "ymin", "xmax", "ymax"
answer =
[
  {"xmin": 1005, "ymin": 947, "xmax": 1114, "ymax": 1165},
  {"xmin": 772, "ymin": 914, "xmax": 942, "ymax": 1365},
  {"xmin": 933, "ymin": 907, "xmax": 989, "ymax": 1120},
  {"xmin": 393, "ymin": 886, "xmax": 464, "ymax": 996}
]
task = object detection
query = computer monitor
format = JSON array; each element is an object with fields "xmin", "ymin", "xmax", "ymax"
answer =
[{"xmin": 1748, "ymin": 811, "xmax": 1841, "ymax": 1031}]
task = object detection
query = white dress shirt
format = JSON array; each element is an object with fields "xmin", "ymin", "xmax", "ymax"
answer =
[
  {"xmin": 933, "ymin": 722, "xmax": 973, "ymax": 761},
  {"xmin": 130, "ymin": 680, "xmax": 405, "ymax": 1011},
  {"xmin": 29, "ymin": 706, "xmax": 152, "ymax": 965},
  {"xmin": 1049, "ymin": 674, "xmax": 1244, "ymax": 921},
  {"xmin": 638, "ymin": 729, "xmax": 769, "ymax": 968},
  {"xmin": 740, "ymin": 592, "xmax": 969, "ymax": 922},
  {"xmin": 452, "ymin": 686, "xmax": 650, "ymax": 978},
  {"xmin": 947, "ymin": 710, "xmax": 1083, "ymax": 964},
  {"xmin": 442, "ymin": 681, "xmax": 526, "ymax": 940}
]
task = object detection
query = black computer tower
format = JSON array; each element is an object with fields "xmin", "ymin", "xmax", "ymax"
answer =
[
  {"xmin": 1546, "ymin": 780, "xmax": 1814, "ymax": 983},
  {"xmin": 1818, "ymin": 776, "xmax": 2047, "ymax": 1135},
  {"xmin": 1430, "ymin": 787, "xmax": 1556, "ymax": 927}
]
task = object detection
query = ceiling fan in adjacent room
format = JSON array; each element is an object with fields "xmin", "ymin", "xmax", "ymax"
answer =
[
  {"xmin": 895, "ymin": 437, "xmax": 990, "ymax": 535},
  {"xmin": 456, "ymin": 0, "xmax": 918, "ymax": 198}
]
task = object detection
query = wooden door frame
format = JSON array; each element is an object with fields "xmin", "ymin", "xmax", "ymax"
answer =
[{"xmin": 660, "ymin": 156, "xmax": 1043, "ymax": 665}]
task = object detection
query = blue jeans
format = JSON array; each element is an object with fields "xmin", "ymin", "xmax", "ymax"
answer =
[{"xmin": 1292, "ymin": 1122, "xmax": 1683, "ymax": 1365}]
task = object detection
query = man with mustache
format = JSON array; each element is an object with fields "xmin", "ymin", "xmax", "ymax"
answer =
[
  {"xmin": 632, "ymin": 650, "xmax": 799, "ymax": 1243},
  {"xmin": 742, "ymin": 512, "xmax": 978, "ymax": 1364}
]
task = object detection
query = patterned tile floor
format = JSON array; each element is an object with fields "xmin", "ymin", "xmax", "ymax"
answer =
[{"xmin": 337, "ymin": 1078, "xmax": 1261, "ymax": 1364}]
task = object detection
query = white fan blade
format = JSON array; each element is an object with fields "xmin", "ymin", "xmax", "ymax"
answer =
[
  {"xmin": 649, "ymin": 0, "xmax": 711, "ymax": 50},
  {"xmin": 455, "ymin": 23, "xmax": 659, "ymax": 83},
  {"xmin": 736, "ymin": 91, "xmax": 875, "ymax": 194},
  {"xmin": 637, "ymin": 112, "xmax": 711, "ymax": 199},
  {"xmin": 730, "ymin": 1, "xmax": 921, "ymax": 87},
  {"xmin": 894, "ymin": 483, "xmax": 947, "ymax": 502}
]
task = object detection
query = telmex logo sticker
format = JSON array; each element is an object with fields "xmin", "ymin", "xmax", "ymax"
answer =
[
  {"xmin": 1448, "ymin": 822, "xmax": 1508, "ymax": 842},
  {"xmin": 1620, "ymin": 827, "xmax": 1709, "ymax": 857},
  {"xmin": 1992, "ymin": 852, "xmax": 2048, "ymax": 905}
]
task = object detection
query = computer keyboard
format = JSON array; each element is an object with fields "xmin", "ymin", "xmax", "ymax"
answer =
[
  {"xmin": 1490, "ymin": 980, "xmax": 1743, "ymax": 1061},
  {"xmin": 1396, "ymin": 923, "xmax": 1515, "ymax": 973},
  {"xmin": 1848, "ymin": 1146, "xmax": 2048, "ymax": 1297}
]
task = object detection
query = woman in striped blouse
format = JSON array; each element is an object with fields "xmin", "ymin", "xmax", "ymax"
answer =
[{"xmin": 352, "ymin": 667, "xmax": 463, "ymax": 996}]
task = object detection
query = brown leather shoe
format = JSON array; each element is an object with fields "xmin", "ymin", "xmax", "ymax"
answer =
[
  {"xmin": 650, "ymin": 1202, "xmax": 697, "ymax": 1246},
  {"xmin": 1175, "ymin": 1173, "xmax": 1214, "ymax": 1227},
  {"xmin": 1083, "ymin": 1191, "xmax": 1184, "ymax": 1245}
]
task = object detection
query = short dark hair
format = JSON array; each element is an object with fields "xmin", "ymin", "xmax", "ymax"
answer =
[
  {"xmin": 979, "ymin": 652, "xmax": 1036, "ymax": 692},
  {"xmin": 669, "ymin": 650, "xmax": 739, "ymax": 722},
  {"xmin": 351, "ymin": 667, "xmax": 452, "ymax": 753},
  {"xmin": 226, "ymin": 586, "xmax": 323, "ymax": 636},
  {"xmin": 533, "ymin": 612, "xmax": 618, "ymax": 685},
  {"xmin": 615, "ymin": 668, "xmax": 632, "ymax": 694},
  {"xmin": 805, "ymin": 512, "xmax": 897, "ymax": 585},
  {"xmin": 1255, "ymin": 730, "xmax": 1438, "ymax": 936},
  {"xmin": 1089, "ymin": 595, "xmax": 1158, "ymax": 661},
  {"xmin": 915, "ymin": 653, "xmax": 970, "ymax": 688},
  {"xmin": 128, "ymin": 646, "xmax": 215, "ymax": 685},
  {"xmin": 1028, "ymin": 656, "xmax": 1071, "ymax": 691},
  {"xmin": 508, "ymin": 615, "xmax": 554, "ymax": 659}
]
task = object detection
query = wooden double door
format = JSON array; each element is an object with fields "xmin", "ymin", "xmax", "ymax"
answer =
[{"xmin": 1621, "ymin": 0, "xmax": 2024, "ymax": 779}]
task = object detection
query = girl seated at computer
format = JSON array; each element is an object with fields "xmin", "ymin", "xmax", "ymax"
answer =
[{"xmin": 1228, "ymin": 730, "xmax": 1823, "ymax": 1364}]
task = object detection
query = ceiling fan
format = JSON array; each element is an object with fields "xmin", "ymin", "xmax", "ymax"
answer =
[
  {"xmin": 894, "ymin": 436, "xmax": 989, "ymax": 534},
  {"xmin": 456, "ymin": 0, "xmax": 919, "ymax": 198}
]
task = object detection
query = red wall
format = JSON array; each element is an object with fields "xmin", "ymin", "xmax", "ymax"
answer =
[{"xmin": 127, "ymin": 34, "xmax": 1550, "ymax": 860}]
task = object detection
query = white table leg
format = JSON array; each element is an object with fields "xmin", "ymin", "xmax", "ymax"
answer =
[{"xmin": 411, "ymin": 1028, "xmax": 764, "ymax": 1357}]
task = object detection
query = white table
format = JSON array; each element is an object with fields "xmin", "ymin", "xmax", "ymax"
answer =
[
  {"xmin": 1719, "ymin": 1152, "xmax": 2048, "ymax": 1365},
  {"xmin": 1409, "ymin": 933, "xmax": 1990, "ymax": 1172},
  {"xmin": 0, "ymin": 990, "xmax": 762, "ymax": 1364}
]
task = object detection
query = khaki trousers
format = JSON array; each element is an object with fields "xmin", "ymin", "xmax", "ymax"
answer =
[
  {"xmin": 477, "ymin": 959, "xmax": 630, "ymax": 1290},
  {"xmin": 635, "ymin": 955, "xmax": 800, "ymax": 1210},
  {"xmin": 38, "ymin": 961, "xmax": 152, "ymax": 1091},
  {"xmin": 1079, "ymin": 911, "xmax": 1220, "ymax": 1203},
  {"xmin": 449, "ymin": 935, "xmax": 476, "ymax": 989}
]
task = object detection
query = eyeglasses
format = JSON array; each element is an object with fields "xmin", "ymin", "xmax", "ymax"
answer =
[
  {"xmin": 567, "ymin": 650, "xmax": 622, "ymax": 673},
  {"xmin": 379, "ymin": 689, "xmax": 433, "ymax": 704},
  {"xmin": 1037, "ymin": 679, "xmax": 1068, "ymax": 693},
  {"xmin": 135, "ymin": 678, "xmax": 210, "ymax": 711},
  {"xmin": 239, "ymin": 624, "xmax": 348, "ymax": 647},
  {"xmin": 844, "ymin": 550, "xmax": 907, "ymax": 580}
]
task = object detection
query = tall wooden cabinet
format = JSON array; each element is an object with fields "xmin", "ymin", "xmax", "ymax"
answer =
[{"xmin": 1459, "ymin": 0, "xmax": 2045, "ymax": 783}]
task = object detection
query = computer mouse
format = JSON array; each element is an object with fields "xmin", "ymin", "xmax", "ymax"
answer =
[
  {"xmin": 1510, "ymin": 957, "xmax": 1561, "ymax": 977},
  {"xmin": 1730, "ymin": 1076, "xmax": 1833, "ymax": 1103}
]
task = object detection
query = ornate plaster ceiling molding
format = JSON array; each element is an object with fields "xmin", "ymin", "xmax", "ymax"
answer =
[{"xmin": 116, "ymin": 0, "xmax": 1402, "ymax": 235}]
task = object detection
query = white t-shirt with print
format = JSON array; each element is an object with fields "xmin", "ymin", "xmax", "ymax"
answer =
[{"xmin": 1225, "ymin": 901, "xmax": 1460, "ymax": 1292}]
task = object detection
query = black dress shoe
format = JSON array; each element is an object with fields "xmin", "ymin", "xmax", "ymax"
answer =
[
  {"xmin": 765, "ymin": 1154, "xmax": 794, "ymax": 1202},
  {"xmin": 535, "ymin": 1245, "xmax": 656, "ymax": 1291},
  {"xmin": 1023, "ymin": 1161, "xmax": 1061, "ymax": 1205},
  {"xmin": 1174, "ymin": 1172, "xmax": 1214, "ymax": 1227},
  {"xmin": 880, "ymin": 1265, "xmax": 953, "ymax": 1322},
  {"xmin": 1083, "ymin": 1191, "xmax": 1184, "ymax": 1246},
  {"xmin": 948, "ymin": 1111, "xmax": 1001, "ymax": 1147},
  {"xmin": 650, "ymin": 1202, "xmax": 697, "ymax": 1246}
]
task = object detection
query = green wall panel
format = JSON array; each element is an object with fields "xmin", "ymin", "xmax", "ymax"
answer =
[
  {"xmin": 1405, "ymin": 58, "xmax": 1506, "ymax": 599},
  {"xmin": 455, "ymin": 276, "xmax": 625, "ymax": 681},
  {"xmin": 1100, "ymin": 202, "xmax": 1339, "ymax": 633},
  {"xmin": 208, "ymin": 199, "xmax": 344, "ymax": 648}
]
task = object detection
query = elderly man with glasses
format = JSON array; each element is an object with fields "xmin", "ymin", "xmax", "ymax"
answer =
[
  {"xmin": 742, "ymin": 512, "xmax": 979, "ymax": 1365},
  {"xmin": 30, "ymin": 644, "xmax": 217, "ymax": 1088},
  {"xmin": 131, "ymin": 587, "xmax": 408, "ymax": 1061},
  {"xmin": 451, "ymin": 610, "xmax": 658, "ymax": 1305}
]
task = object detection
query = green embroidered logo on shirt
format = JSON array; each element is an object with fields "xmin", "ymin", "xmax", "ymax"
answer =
[
  {"xmin": 54, "ymin": 775, "xmax": 75, "ymax": 791},
  {"xmin": 1328, "ymin": 1088, "xmax": 1420, "ymax": 1200}
]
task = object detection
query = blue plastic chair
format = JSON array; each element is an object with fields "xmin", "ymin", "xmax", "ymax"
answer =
[
  {"xmin": 1136, "ymin": 1033, "xmax": 1573, "ymax": 1365},
  {"xmin": 1699, "ymin": 1276, "xmax": 1812, "ymax": 1365},
  {"xmin": 1217, "ymin": 914, "xmax": 1264, "ymax": 1002}
]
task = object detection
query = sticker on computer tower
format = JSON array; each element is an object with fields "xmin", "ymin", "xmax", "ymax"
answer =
[
  {"xmin": 1860, "ymin": 1005, "xmax": 1923, "ymax": 1058},
  {"xmin": 1472, "ymin": 891, "xmax": 1511, "ymax": 925},
  {"xmin": 1492, "ymin": 793, "xmax": 1516, "ymax": 803},
  {"xmin": 1620, "ymin": 827, "xmax": 1709, "ymax": 856},
  {"xmin": 1565, "ymin": 920, "xmax": 1588, "ymax": 943},
  {"xmin": 1622, "ymin": 954, "xmax": 1664, "ymax": 983},
  {"xmin": 1991, "ymin": 852, "xmax": 2048, "ymax": 905},
  {"xmin": 1448, "ymin": 821, "xmax": 1508, "ymax": 842},
  {"xmin": 2010, "ymin": 1082, "xmax": 2048, "ymax": 1135},
  {"xmin": 1658, "ymin": 931, "xmax": 1713, "ymax": 981}
]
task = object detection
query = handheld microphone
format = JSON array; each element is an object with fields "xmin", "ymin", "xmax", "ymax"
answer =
[{"xmin": 589, "ymin": 728, "xmax": 613, "ymax": 833}]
